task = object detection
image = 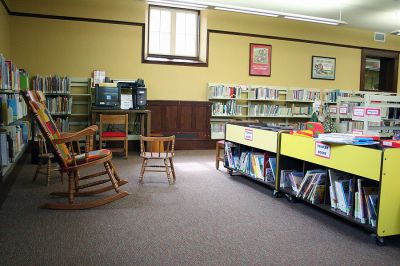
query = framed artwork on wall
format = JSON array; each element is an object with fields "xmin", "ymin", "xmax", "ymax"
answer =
[
  {"xmin": 311, "ymin": 56, "xmax": 336, "ymax": 80},
  {"xmin": 249, "ymin": 43, "xmax": 272, "ymax": 77}
]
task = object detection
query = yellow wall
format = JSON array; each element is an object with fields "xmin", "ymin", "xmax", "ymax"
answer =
[
  {"xmin": 0, "ymin": 2, "xmax": 10, "ymax": 58},
  {"xmin": 7, "ymin": 0, "xmax": 400, "ymax": 100}
]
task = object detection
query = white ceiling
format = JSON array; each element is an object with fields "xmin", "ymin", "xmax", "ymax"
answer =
[{"xmin": 183, "ymin": 0, "xmax": 400, "ymax": 33}]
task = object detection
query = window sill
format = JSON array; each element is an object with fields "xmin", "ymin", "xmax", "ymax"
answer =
[{"xmin": 142, "ymin": 56, "xmax": 208, "ymax": 67}]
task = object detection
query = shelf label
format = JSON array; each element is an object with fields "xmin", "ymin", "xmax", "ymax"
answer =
[
  {"xmin": 329, "ymin": 106, "xmax": 337, "ymax": 114},
  {"xmin": 315, "ymin": 142, "xmax": 331, "ymax": 159},
  {"xmin": 339, "ymin": 107, "xmax": 348, "ymax": 114},
  {"xmin": 365, "ymin": 107, "xmax": 381, "ymax": 117},
  {"xmin": 353, "ymin": 107, "xmax": 365, "ymax": 117},
  {"xmin": 244, "ymin": 128, "xmax": 253, "ymax": 141}
]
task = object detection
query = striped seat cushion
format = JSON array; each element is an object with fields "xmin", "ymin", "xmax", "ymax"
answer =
[{"xmin": 70, "ymin": 149, "xmax": 111, "ymax": 165}]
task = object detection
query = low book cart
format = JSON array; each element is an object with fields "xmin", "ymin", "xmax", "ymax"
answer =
[{"xmin": 224, "ymin": 122, "xmax": 400, "ymax": 245}]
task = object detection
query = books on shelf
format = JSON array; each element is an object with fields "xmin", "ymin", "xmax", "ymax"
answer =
[
  {"xmin": 0, "ymin": 54, "xmax": 29, "ymax": 91},
  {"xmin": 248, "ymin": 86, "xmax": 280, "ymax": 100},
  {"xmin": 292, "ymin": 105, "xmax": 312, "ymax": 116},
  {"xmin": 280, "ymin": 170, "xmax": 304, "ymax": 193},
  {"xmin": 45, "ymin": 96, "xmax": 72, "ymax": 115},
  {"xmin": 211, "ymin": 100, "xmax": 241, "ymax": 116},
  {"xmin": 54, "ymin": 117, "xmax": 69, "ymax": 132},
  {"xmin": 248, "ymin": 104, "xmax": 291, "ymax": 116},
  {"xmin": 289, "ymin": 89, "xmax": 320, "ymax": 101},
  {"xmin": 32, "ymin": 75, "xmax": 71, "ymax": 94},
  {"xmin": 0, "ymin": 94, "xmax": 28, "ymax": 125},
  {"xmin": 209, "ymin": 84, "xmax": 244, "ymax": 99},
  {"xmin": 2, "ymin": 121, "xmax": 30, "ymax": 164},
  {"xmin": 224, "ymin": 142, "xmax": 240, "ymax": 169}
]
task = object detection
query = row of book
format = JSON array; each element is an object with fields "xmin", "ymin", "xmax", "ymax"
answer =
[
  {"xmin": 224, "ymin": 143, "xmax": 276, "ymax": 183},
  {"xmin": 329, "ymin": 170, "xmax": 378, "ymax": 227},
  {"xmin": 45, "ymin": 96, "xmax": 72, "ymax": 115},
  {"xmin": 248, "ymin": 104, "xmax": 291, "ymax": 116},
  {"xmin": 211, "ymin": 100, "xmax": 242, "ymax": 116},
  {"xmin": 292, "ymin": 106, "xmax": 312, "ymax": 116},
  {"xmin": 248, "ymin": 87, "xmax": 279, "ymax": 100},
  {"xmin": 0, "ymin": 94, "xmax": 28, "ymax": 126},
  {"xmin": 32, "ymin": 75, "xmax": 71, "ymax": 94},
  {"xmin": 325, "ymin": 90, "xmax": 364, "ymax": 103},
  {"xmin": 209, "ymin": 84, "xmax": 243, "ymax": 99},
  {"xmin": 0, "ymin": 54, "xmax": 29, "ymax": 91},
  {"xmin": 289, "ymin": 89, "xmax": 320, "ymax": 101},
  {"xmin": 336, "ymin": 121, "xmax": 364, "ymax": 133},
  {"xmin": 0, "ymin": 121, "xmax": 31, "ymax": 167},
  {"xmin": 211, "ymin": 122, "xmax": 225, "ymax": 135},
  {"xmin": 280, "ymin": 168, "xmax": 379, "ymax": 228},
  {"xmin": 54, "ymin": 117, "xmax": 69, "ymax": 132}
]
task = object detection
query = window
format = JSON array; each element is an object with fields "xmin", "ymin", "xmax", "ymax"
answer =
[{"xmin": 148, "ymin": 6, "xmax": 199, "ymax": 59}]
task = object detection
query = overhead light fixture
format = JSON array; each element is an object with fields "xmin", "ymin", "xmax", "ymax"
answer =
[
  {"xmin": 284, "ymin": 16, "xmax": 340, "ymax": 26},
  {"xmin": 147, "ymin": 0, "xmax": 208, "ymax": 10},
  {"xmin": 214, "ymin": 7, "xmax": 279, "ymax": 18},
  {"xmin": 212, "ymin": 3, "xmax": 346, "ymax": 26},
  {"xmin": 390, "ymin": 30, "xmax": 400, "ymax": 36}
]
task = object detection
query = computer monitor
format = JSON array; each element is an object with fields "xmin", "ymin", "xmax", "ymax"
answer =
[{"xmin": 95, "ymin": 83, "xmax": 121, "ymax": 108}]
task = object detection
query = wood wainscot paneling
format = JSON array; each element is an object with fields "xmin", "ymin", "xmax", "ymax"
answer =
[{"xmin": 147, "ymin": 101, "xmax": 215, "ymax": 150}]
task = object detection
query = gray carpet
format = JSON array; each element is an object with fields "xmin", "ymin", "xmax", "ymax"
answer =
[{"xmin": 0, "ymin": 150, "xmax": 399, "ymax": 265}]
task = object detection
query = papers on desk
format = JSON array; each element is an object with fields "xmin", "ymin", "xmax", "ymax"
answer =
[
  {"xmin": 314, "ymin": 133, "xmax": 379, "ymax": 146},
  {"xmin": 120, "ymin": 94, "xmax": 133, "ymax": 110}
]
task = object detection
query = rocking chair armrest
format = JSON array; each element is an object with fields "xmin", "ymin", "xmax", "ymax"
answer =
[{"xmin": 53, "ymin": 125, "xmax": 98, "ymax": 144}]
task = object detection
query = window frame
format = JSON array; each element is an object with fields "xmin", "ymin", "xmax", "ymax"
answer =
[{"xmin": 147, "ymin": 5, "xmax": 201, "ymax": 61}]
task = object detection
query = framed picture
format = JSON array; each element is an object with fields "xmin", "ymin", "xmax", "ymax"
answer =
[
  {"xmin": 311, "ymin": 56, "xmax": 336, "ymax": 80},
  {"xmin": 249, "ymin": 43, "xmax": 272, "ymax": 77}
]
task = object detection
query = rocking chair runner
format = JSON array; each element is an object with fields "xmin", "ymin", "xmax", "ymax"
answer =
[{"xmin": 23, "ymin": 90, "xmax": 129, "ymax": 209}]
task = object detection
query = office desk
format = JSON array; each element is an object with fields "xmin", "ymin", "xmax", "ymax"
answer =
[{"xmin": 91, "ymin": 108, "xmax": 151, "ymax": 137}]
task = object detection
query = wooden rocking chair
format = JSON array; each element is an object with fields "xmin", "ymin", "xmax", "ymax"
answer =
[{"xmin": 23, "ymin": 90, "xmax": 129, "ymax": 209}]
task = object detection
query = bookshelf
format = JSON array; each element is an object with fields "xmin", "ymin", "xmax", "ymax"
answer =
[
  {"xmin": 279, "ymin": 133, "xmax": 400, "ymax": 244},
  {"xmin": 223, "ymin": 123, "xmax": 400, "ymax": 244},
  {"xmin": 0, "ymin": 54, "xmax": 31, "ymax": 181},
  {"xmin": 224, "ymin": 123, "xmax": 281, "ymax": 194},
  {"xmin": 208, "ymin": 83, "xmax": 320, "ymax": 139},
  {"xmin": 324, "ymin": 90, "xmax": 400, "ymax": 137},
  {"xmin": 69, "ymin": 77, "xmax": 91, "ymax": 132}
]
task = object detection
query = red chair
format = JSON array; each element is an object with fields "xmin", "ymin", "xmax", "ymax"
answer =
[{"xmin": 99, "ymin": 114, "xmax": 128, "ymax": 159}]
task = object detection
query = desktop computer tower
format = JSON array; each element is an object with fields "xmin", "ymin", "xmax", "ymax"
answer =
[{"xmin": 133, "ymin": 87, "xmax": 147, "ymax": 109}]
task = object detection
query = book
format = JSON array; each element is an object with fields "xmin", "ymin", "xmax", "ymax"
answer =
[
  {"xmin": 289, "ymin": 172, "xmax": 304, "ymax": 193},
  {"xmin": 328, "ymin": 169, "xmax": 351, "ymax": 209}
]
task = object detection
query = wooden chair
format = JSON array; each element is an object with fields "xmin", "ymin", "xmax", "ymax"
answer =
[
  {"xmin": 33, "ymin": 133, "xmax": 63, "ymax": 186},
  {"xmin": 99, "ymin": 114, "xmax": 128, "ymax": 159},
  {"xmin": 23, "ymin": 90, "xmax": 128, "ymax": 209},
  {"xmin": 216, "ymin": 140, "xmax": 225, "ymax": 170},
  {"xmin": 139, "ymin": 135, "xmax": 176, "ymax": 185}
]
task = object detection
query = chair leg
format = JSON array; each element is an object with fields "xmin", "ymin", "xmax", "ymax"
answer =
[
  {"xmin": 215, "ymin": 142, "xmax": 220, "ymax": 170},
  {"xmin": 124, "ymin": 139, "xmax": 128, "ymax": 159},
  {"xmin": 60, "ymin": 172, "xmax": 64, "ymax": 185},
  {"xmin": 139, "ymin": 158, "xmax": 147, "ymax": 184},
  {"xmin": 68, "ymin": 172, "xmax": 75, "ymax": 204},
  {"xmin": 169, "ymin": 158, "xmax": 176, "ymax": 182},
  {"xmin": 47, "ymin": 158, "xmax": 52, "ymax": 186},
  {"xmin": 74, "ymin": 170, "xmax": 80, "ymax": 192},
  {"xmin": 164, "ymin": 159, "xmax": 172, "ymax": 184},
  {"xmin": 104, "ymin": 161, "xmax": 120, "ymax": 193},
  {"xmin": 108, "ymin": 160, "xmax": 121, "ymax": 183}
]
